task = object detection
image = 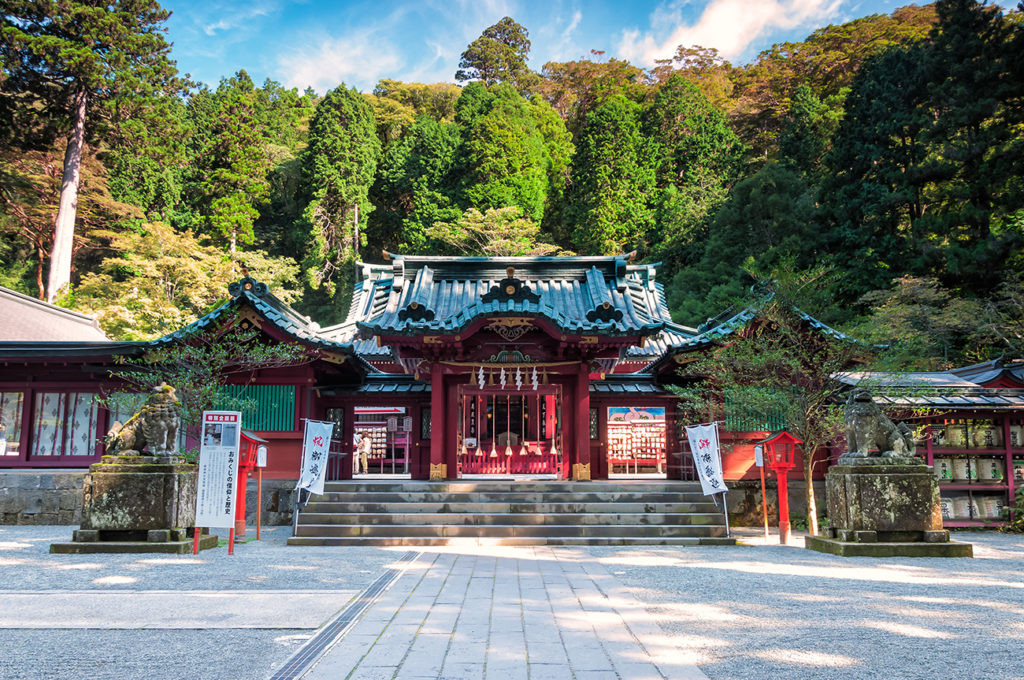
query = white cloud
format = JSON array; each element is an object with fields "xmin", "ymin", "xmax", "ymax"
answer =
[
  {"xmin": 200, "ymin": 1, "xmax": 277, "ymax": 37},
  {"xmin": 616, "ymin": 0, "xmax": 843, "ymax": 66},
  {"xmin": 277, "ymin": 35, "xmax": 405, "ymax": 93}
]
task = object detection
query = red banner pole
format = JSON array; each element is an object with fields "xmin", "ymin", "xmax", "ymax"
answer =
[
  {"xmin": 192, "ymin": 527, "xmax": 201, "ymax": 555},
  {"xmin": 228, "ymin": 528, "xmax": 235, "ymax": 555}
]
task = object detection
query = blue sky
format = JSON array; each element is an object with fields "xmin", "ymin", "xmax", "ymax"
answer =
[{"xmin": 162, "ymin": 0, "xmax": 1019, "ymax": 92}]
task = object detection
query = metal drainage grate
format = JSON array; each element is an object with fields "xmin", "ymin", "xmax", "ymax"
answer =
[{"xmin": 269, "ymin": 550, "xmax": 420, "ymax": 680}]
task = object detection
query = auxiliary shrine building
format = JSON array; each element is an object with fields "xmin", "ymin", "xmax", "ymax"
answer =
[{"xmin": 2, "ymin": 254, "xmax": 1023, "ymax": 527}]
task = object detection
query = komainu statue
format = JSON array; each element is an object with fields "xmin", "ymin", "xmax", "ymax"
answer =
[
  {"xmin": 104, "ymin": 384, "xmax": 181, "ymax": 455},
  {"xmin": 843, "ymin": 388, "xmax": 917, "ymax": 459}
]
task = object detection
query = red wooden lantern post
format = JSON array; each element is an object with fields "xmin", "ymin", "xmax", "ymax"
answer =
[{"xmin": 758, "ymin": 431, "xmax": 802, "ymax": 545}]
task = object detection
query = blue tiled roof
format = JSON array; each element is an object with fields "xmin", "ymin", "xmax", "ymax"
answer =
[
  {"xmin": 350, "ymin": 254, "xmax": 671, "ymax": 339},
  {"xmin": 150, "ymin": 277, "xmax": 368, "ymax": 370},
  {"xmin": 665, "ymin": 295, "xmax": 865, "ymax": 353}
]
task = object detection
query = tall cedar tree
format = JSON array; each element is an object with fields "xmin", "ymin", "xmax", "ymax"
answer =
[
  {"xmin": 0, "ymin": 0, "xmax": 183, "ymax": 301},
  {"xmin": 191, "ymin": 72, "xmax": 270, "ymax": 252},
  {"xmin": 566, "ymin": 95, "xmax": 655, "ymax": 255},
  {"xmin": 300, "ymin": 85, "xmax": 380, "ymax": 319},
  {"xmin": 455, "ymin": 17, "xmax": 539, "ymax": 93},
  {"xmin": 643, "ymin": 73, "xmax": 744, "ymax": 265}
]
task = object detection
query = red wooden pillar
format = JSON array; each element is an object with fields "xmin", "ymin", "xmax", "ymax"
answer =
[
  {"xmin": 429, "ymin": 363, "xmax": 446, "ymax": 480},
  {"xmin": 444, "ymin": 373, "xmax": 458, "ymax": 479},
  {"xmin": 574, "ymin": 364, "xmax": 591, "ymax": 480}
]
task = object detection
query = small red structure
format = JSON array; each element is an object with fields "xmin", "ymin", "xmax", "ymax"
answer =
[
  {"xmin": 235, "ymin": 431, "xmax": 268, "ymax": 540},
  {"xmin": 757, "ymin": 431, "xmax": 802, "ymax": 544}
]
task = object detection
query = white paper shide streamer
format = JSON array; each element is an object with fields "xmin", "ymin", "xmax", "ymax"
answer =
[{"xmin": 685, "ymin": 423, "xmax": 728, "ymax": 497}]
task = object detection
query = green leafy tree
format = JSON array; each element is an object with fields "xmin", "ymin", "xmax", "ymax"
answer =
[
  {"xmin": 455, "ymin": 17, "xmax": 539, "ymax": 93},
  {"xmin": 565, "ymin": 95, "xmax": 655, "ymax": 255},
  {"xmin": 847, "ymin": 276, "xmax": 989, "ymax": 369},
  {"xmin": 0, "ymin": 0, "xmax": 185, "ymax": 301},
  {"xmin": 537, "ymin": 51, "xmax": 649, "ymax": 133},
  {"xmin": 673, "ymin": 266, "xmax": 864, "ymax": 536},
  {"xmin": 426, "ymin": 206, "xmax": 561, "ymax": 256},
  {"xmin": 368, "ymin": 116, "xmax": 462, "ymax": 253},
  {"xmin": 372, "ymin": 79, "xmax": 462, "ymax": 120},
  {"xmin": 730, "ymin": 5, "xmax": 936, "ymax": 156},
  {"xmin": 299, "ymin": 85, "xmax": 381, "ymax": 319},
  {"xmin": 822, "ymin": 44, "xmax": 931, "ymax": 298},
  {"xmin": 71, "ymin": 221, "xmax": 299, "ymax": 340},
  {"xmin": 668, "ymin": 162, "xmax": 823, "ymax": 325},
  {"xmin": 650, "ymin": 45, "xmax": 734, "ymax": 111},
  {"xmin": 188, "ymin": 72, "xmax": 270, "ymax": 251},
  {"xmin": 108, "ymin": 323, "xmax": 312, "ymax": 449},
  {"xmin": 778, "ymin": 83, "xmax": 838, "ymax": 175},
  {"xmin": 458, "ymin": 84, "xmax": 552, "ymax": 223},
  {"xmin": 643, "ymin": 73, "xmax": 744, "ymax": 263}
]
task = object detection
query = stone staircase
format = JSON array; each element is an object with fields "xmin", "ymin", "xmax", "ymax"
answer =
[{"xmin": 287, "ymin": 479, "xmax": 735, "ymax": 546}]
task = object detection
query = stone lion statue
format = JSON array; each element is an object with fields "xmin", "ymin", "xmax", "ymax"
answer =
[
  {"xmin": 843, "ymin": 388, "xmax": 917, "ymax": 458},
  {"xmin": 104, "ymin": 383, "xmax": 181, "ymax": 455}
]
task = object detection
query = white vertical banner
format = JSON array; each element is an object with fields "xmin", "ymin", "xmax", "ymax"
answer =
[
  {"xmin": 297, "ymin": 419, "xmax": 334, "ymax": 496},
  {"xmin": 195, "ymin": 411, "xmax": 243, "ymax": 528},
  {"xmin": 685, "ymin": 423, "xmax": 728, "ymax": 497}
]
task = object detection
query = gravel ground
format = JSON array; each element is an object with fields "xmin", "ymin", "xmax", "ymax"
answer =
[
  {"xmin": 0, "ymin": 525, "xmax": 404, "ymax": 680},
  {"xmin": 3, "ymin": 526, "xmax": 1023, "ymax": 680},
  {"xmin": 0, "ymin": 525, "xmax": 401, "ymax": 591},
  {"xmin": 589, "ymin": 531, "xmax": 1024, "ymax": 680}
]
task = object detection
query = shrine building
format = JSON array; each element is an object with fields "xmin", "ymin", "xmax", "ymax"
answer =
[{"xmin": 1, "ymin": 253, "xmax": 1022, "ymax": 530}]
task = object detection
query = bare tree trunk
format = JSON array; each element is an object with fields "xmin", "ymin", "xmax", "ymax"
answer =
[
  {"xmin": 804, "ymin": 453, "xmax": 819, "ymax": 536},
  {"xmin": 47, "ymin": 86, "xmax": 87, "ymax": 303}
]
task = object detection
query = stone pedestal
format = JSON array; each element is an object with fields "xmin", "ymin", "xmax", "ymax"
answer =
[
  {"xmin": 805, "ymin": 457, "xmax": 972, "ymax": 557},
  {"xmin": 51, "ymin": 454, "xmax": 217, "ymax": 554}
]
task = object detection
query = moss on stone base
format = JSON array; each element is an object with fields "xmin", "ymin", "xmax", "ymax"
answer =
[{"xmin": 805, "ymin": 535, "xmax": 973, "ymax": 558}]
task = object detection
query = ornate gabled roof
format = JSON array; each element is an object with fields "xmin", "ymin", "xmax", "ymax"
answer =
[
  {"xmin": 151, "ymin": 277, "xmax": 370, "ymax": 371},
  {"xmin": 350, "ymin": 253, "xmax": 670, "ymax": 338}
]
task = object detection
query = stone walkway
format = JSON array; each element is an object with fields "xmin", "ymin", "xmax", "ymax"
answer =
[{"xmin": 303, "ymin": 547, "xmax": 708, "ymax": 680}]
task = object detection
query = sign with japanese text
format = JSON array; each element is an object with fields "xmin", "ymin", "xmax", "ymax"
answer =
[
  {"xmin": 685, "ymin": 423, "xmax": 728, "ymax": 497},
  {"xmin": 386, "ymin": 416, "xmax": 398, "ymax": 432},
  {"xmin": 754, "ymin": 444, "xmax": 764, "ymax": 467},
  {"xmin": 296, "ymin": 419, "xmax": 334, "ymax": 495},
  {"xmin": 402, "ymin": 416, "xmax": 413, "ymax": 432},
  {"xmin": 195, "ymin": 411, "xmax": 243, "ymax": 528}
]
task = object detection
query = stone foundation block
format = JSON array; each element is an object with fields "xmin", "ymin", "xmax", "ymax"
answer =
[
  {"xmin": 147, "ymin": 529, "xmax": 171, "ymax": 542},
  {"xmin": 73, "ymin": 529, "xmax": 99, "ymax": 542},
  {"xmin": 855, "ymin": 530, "xmax": 877, "ymax": 543}
]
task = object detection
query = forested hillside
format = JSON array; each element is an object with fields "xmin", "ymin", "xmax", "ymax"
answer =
[{"xmin": 1, "ymin": 1, "xmax": 1021, "ymax": 368}]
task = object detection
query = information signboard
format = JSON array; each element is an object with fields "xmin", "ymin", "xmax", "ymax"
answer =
[
  {"xmin": 195, "ymin": 411, "xmax": 243, "ymax": 529},
  {"xmin": 386, "ymin": 416, "xmax": 398, "ymax": 432},
  {"xmin": 402, "ymin": 416, "xmax": 413, "ymax": 433}
]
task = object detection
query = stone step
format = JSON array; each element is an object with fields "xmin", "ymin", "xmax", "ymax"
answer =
[
  {"xmin": 321, "ymin": 481, "xmax": 704, "ymax": 493},
  {"xmin": 286, "ymin": 536, "xmax": 735, "ymax": 547},
  {"xmin": 292, "ymin": 523, "xmax": 725, "ymax": 538},
  {"xmin": 300, "ymin": 501, "xmax": 722, "ymax": 515},
  {"xmin": 296, "ymin": 512, "xmax": 722, "ymax": 526},
  {"xmin": 310, "ymin": 492, "xmax": 712, "ymax": 504}
]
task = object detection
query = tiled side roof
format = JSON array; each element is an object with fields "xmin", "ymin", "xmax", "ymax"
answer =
[
  {"xmin": 150, "ymin": 278, "xmax": 369, "ymax": 370},
  {"xmin": 0, "ymin": 286, "xmax": 108, "ymax": 342},
  {"xmin": 665, "ymin": 297, "xmax": 866, "ymax": 354},
  {"xmin": 352, "ymin": 254, "xmax": 669, "ymax": 338}
]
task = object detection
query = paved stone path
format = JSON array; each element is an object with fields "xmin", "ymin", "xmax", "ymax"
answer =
[{"xmin": 303, "ymin": 547, "xmax": 708, "ymax": 680}]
